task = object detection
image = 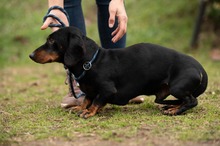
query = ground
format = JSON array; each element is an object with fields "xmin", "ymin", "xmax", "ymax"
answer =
[{"xmin": 6, "ymin": 132, "xmax": 220, "ymax": 146}]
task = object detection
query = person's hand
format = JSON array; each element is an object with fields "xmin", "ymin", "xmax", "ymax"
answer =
[
  {"xmin": 41, "ymin": 9, "xmax": 69, "ymax": 32},
  {"xmin": 109, "ymin": 0, "xmax": 128, "ymax": 43}
]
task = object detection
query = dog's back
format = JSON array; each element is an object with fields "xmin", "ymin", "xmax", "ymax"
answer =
[
  {"xmin": 100, "ymin": 43, "xmax": 208, "ymax": 104},
  {"xmin": 133, "ymin": 43, "xmax": 208, "ymax": 98}
]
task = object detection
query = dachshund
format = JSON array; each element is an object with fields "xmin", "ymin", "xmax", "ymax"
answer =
[{"xmin": 30, "ymin": 27, "xmax": 208, "ymax": 118}]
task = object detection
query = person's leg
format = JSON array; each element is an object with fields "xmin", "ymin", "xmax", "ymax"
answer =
[
  {"xmin": 96, "ymin": 0, "xmax": 126, "ymax": 49},
  {"xmin": 61, "ymin": 0, "xmax": 86, "ymax": 109},
  {"xmin": 64, "ymin": 0, "xmax": 86, "ymax": 35}
]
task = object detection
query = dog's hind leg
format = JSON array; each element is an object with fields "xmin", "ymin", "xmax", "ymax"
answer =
[
  {"xmin": 154, "ymin": 84, "xmax": 182, "ymax": 105},
  {"xmin": 161, "ymin": 70, "xmax": 202, "ymax": 115},
  {"xmin": 154, "ymin": 84, "xmax": 184, "ymax": 113},
  {"xmin": 162, "ymin": 79, "xmax": 200, "ymax": 115},
  {"xmin": 163, "ymin": 95, "xmax": 198, "ymax": 115}
]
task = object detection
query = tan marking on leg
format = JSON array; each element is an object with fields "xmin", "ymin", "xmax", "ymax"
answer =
[
  {"xmin": 163, "ymin": 104, "xmax": 182, "ymax": 115},
  {"xmin": 69, "ymin": 98, "xmax": 91, "ymax": 113},
  {"xmin": 80, "ymin": 104, "xmax": 103, "ymax": 119}
]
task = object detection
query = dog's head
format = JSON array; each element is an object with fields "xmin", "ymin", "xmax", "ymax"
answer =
[{"xmin": 29, "ymin": 27, "xmax": 86, "ymax": 67}]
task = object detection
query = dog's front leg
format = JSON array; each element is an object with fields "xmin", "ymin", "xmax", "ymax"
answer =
[
  {"xmin": 69, "ymin": 97, "xmax": 91, "ymax": 113},
  {"xmin": 78, "ymin": 103, "xmax": 104, "ymax": 119},
  {"xmin": 78, "ymin": 91, "xmax": 114, "ymax": 118},
  {"xmin": 79, "ymin": 82, "xmax": 116, "ymax": 118}
]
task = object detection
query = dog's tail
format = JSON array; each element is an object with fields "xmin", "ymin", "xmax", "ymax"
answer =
[{"xmin": 193, "ymin": 70, "xmax": 208, "ymax": 98}]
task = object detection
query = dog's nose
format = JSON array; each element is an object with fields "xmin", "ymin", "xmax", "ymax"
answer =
[{"xmin": 29, "ymin": 53, "xmax": 35, "ymax": 60}]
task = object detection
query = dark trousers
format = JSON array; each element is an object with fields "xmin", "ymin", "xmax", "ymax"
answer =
[{"xmin": 64, "ymin": 0, "xmax": 126, "ymax": 48}]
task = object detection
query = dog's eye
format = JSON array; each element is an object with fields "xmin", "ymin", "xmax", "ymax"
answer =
[{"xmin": 48, "ymin": 38, "xmax": 55, "ymax": 45}]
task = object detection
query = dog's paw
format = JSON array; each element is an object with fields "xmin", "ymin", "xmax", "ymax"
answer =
[
  {"xmin": 162, "ymin": 108, "xmax": 178, "ymax": 116},
  {"xmin": 78, "ymin": 109, "xmax": 96, "ymax": 119},
  {"xmin": 161, "ymin": 105, "xmax": 181, "ymax": 116},
  {"xmin": 68, "ymin": 105, "xmax": 83, "ymax": 113}
]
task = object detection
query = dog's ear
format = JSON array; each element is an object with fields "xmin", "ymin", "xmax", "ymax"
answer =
[{"xmin": 64, "ymin": 30, "xmax": 86, "ymax": 67}]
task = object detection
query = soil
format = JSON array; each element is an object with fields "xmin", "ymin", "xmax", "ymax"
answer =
[{"xmin": 4, "ymin": 131, "xmax": 219, "ymax": 146}]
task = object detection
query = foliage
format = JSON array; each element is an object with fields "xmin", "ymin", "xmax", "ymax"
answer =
[{"xmin": 208, "ymin": 0, "xmax": 220, "ymax": 25}]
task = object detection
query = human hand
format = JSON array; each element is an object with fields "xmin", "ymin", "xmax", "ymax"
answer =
[
  {"xmin": 109, "ymin": 0, "xmax": 128, "ymax": 43},
  {"xmin": 41, "ymin": 9, "xmax": 69, "ymax": 32}
]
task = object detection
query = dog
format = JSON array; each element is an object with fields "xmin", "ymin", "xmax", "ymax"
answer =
[{"xmin": 29, "ymin": 27, "xmax": 208, "ymax": 118}]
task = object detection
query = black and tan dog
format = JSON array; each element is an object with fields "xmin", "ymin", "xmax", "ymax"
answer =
[{"xmin": 29, "ymin": 27, "xmax": 208, "ymax": 118}]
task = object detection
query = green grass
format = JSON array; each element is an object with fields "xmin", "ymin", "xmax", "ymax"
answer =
[{"xmin": 1, "ymin": 0, "xmax": 220, "ymax": 145}]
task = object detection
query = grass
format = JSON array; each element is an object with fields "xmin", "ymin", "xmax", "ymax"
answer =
[{"xmin": 1, "ymin": 0, "xmax": 220, "ymax": 145}]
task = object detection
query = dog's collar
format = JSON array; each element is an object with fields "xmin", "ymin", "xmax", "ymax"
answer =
[{"xmin": 73, "ymin": 49, "xmax": 100, "ymax": 81}]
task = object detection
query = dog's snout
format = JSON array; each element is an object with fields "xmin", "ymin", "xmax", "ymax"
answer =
[{"xmin": 29, "ymin": 53, "xmax": 35, "ymax": 60}]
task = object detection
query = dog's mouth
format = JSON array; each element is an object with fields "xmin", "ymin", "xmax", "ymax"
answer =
[{"xmin": 29, "ymin": 51, "xmax": 59, "ymax": 64}]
